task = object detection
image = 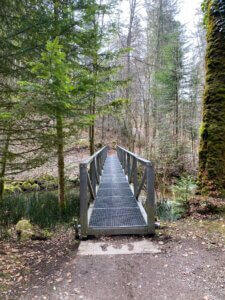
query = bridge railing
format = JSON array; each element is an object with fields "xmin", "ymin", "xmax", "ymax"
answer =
[
  {"xmin": 79, "ymin": 146, "xmax": 108, "ymax": 236},
  {"xmin": 116, "ymin": 145, "xmax": 155, "ymax": 232}
]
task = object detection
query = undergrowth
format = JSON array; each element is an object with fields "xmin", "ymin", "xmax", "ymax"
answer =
[
  {"xmin": 156, "ymin": 176, "xmax": 197, "ymax": 221},
  {"xmin": 0, "ymin": 190, "xmax": 79, "ymax": 230}
]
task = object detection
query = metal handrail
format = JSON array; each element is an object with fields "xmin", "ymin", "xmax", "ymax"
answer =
[
  {"xmin": 116, "ymin": 145, "xmax": 155, "ymax": 233},
  {"xmin": 117, "ymin": 145, "xmax": 152, "ymax": 166},
  {"xmin": 82, "ymin": 146, "xmax": 108, "ymax": 165},
  {"xmin": 79, "ymin": 146, "xmax": 108, "ymax": 237}
]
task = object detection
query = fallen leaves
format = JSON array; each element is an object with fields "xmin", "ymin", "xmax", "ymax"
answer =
[
  {"xmin": 160, "ymin": 216, "xmax": 225, "ymax": 251},
  {"xmin": 0, "ymin": 226, "xmax": 77, "ymax": 299}
]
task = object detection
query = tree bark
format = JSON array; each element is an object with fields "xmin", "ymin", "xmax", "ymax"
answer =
[
  {"xmin": 125, "ymin": 0, "xmax": 137, "ymax": 151},
  {"xmin": 198, "ymin": 0, "xmax": 225, "ymax": 196},
  {"xmin": 101, "ymin": 115, "xmax": 105, "ymax": 141},
  {"xmin": 56, "ymin": 114, "xmax": 65, "ymax": 213},
  {"xmin": 0, "ymin": 132, "xmax": 10, "ymax": 202},
  {"xmin": 89, "ymin": 121, "xmax": 95, "ymax": 155},
  {"xmin": 174, "ymin": 63, "xmax": 179, "ymax": 159},
  {"xmin": 89, "ymin": 15, "xmax": 98, "ymax": 156},
  {"xmin": 151, "ymin": 0, "xmax": 163, "ymax": 156},
  {"xmin": 89, "ymin": 91, "xmax": 96, "ymax": 155}
]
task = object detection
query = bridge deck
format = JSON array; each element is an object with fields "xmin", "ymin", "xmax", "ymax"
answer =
[{"xmin": 89, "ymin": 155, "xmax": 148, "ymax": 232}]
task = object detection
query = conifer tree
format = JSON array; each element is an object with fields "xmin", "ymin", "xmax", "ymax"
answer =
[
  {"xmin": 0, "ymin": 0, "xmax": 55, "ymax": 201},
  {"xmin": 20, "ymin": 38, "xmax": 79, "ymax": 212}
]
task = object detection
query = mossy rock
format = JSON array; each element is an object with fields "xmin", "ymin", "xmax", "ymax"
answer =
[
  {"xmin": 42, "ymin": 229, "xmax": 53, "ymax": 239},
  {"xmin": 15, "ymin": 219, "xmax": 34, "ymax": 240}
]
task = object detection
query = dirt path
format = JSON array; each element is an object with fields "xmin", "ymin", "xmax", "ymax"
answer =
[
  {"xmin": 22, "ymin": 233, "xmax": 225, "ymax": 300},
  {"xmin": 1, "ymin": 219, "xmax": 225, "ymax": 300}
]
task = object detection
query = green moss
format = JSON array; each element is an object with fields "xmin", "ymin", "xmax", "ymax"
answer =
[
  {"xmin": 199, "ymin": 122, "xmax": 206, "ymax": 137},
  {"xmin": 198, "ymin": 0, "xmax": 225, "ymax": 197},
  {"xmin": 15, "ymin": 219, "xmax": 34, "ymax": 240}
]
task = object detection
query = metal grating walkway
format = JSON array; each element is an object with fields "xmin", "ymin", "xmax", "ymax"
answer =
[{"xmin": 89, "ymin": 155, "xmax": 147, "ymax": 228}]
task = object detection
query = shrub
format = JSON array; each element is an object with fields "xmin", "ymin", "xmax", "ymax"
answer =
[
  {"xmin": 156, "ymin": 176, "xmax": 197, "ymax": 221},
  {"xmin": 156, "ymin": 199, "xmax": 174, "ymax": 221},
  {"xmin": 171, "ymin": 176, "xmax": 197, "ymax": 219}
]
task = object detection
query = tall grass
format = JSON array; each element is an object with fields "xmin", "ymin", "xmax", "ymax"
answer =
[{"xmin": 0, "ymin": 190, "xmax": 79, "ymax": 228}]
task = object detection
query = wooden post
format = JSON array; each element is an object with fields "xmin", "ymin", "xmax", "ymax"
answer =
[
  {"xmin": 80, "ymin": 163, "xmax": 88, "ymax": 237},
  {"xmin": 146, "ymin": 163, "xmax": 155, "ymax": 234},
  {"xmin": 133, "ymin": 157, "xmax": 138, "ymax": 197}
]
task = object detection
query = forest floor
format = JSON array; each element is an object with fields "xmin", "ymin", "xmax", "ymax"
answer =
[{"xmin": 0, "ymin": 216, "xmax": 225, "ymax": 300}]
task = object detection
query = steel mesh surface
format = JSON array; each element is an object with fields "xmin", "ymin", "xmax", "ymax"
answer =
[
  {"xmin": 89, "ymin": 155, "xmax": 147, "ymax": 228},
  {"xmin": 89, "ymin": 208, "xmax": 146, "ymax": 227},
  {"xmin": 95, "ymin": 196, "xmax": 138, "ymax": 208},
  {"xmin": 97, "ymin": 188, "xmax": 133, "ymax": 197},
  {"xmin": 99, "ymin": 183, "xmax": 130, "ymax": 189}
]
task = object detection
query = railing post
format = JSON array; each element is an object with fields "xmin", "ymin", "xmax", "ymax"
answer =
[
  {"xmin": 80, "ymin": 163, "xmax": 88, "ymax": 237},
  {"xmin": 105, "ymin": 146, "xmax": 108, "ymax": 162},
  {"xmin": 119, "ymin": 148, "xmax": 121, "ymax": 163},
  {"xmin": 124, "ymin": 153, "xmax": 127, "ymax": 175},
  {"xmin": 122, "ymin": 151, "xmax": 125, "ymax": 169},
  {"xmin": 94, "ymin": 157, "xmax": 100, "ymax": 183},
  {"xmin": 100, "ymin": 152, "xmax": 103, "ymax": 170},
  {"xmin": 97, "ymin": 155, "xmax": 101, "ymax": 176},
  {"xmin": 146, "ymin": 163, "xmax": 155, "ymax": 234},
  {"xmin": 127, "ymin": 154, "xmax": 130, "ymax": 180},
  {"xmin": 123, "ymin": 151, "xmax": 126, "ymax": 170},
  {"xmin": 104, "ymin": 147, "xmax": 107, "ymax": 163},
  {"xmin": 120, "ymin": 148, "xmax": 122, "ymax": 164},
  {"xmin": 133, "ymin": 157, "xmax": 138, "ymax": 197},
  {"xmin": 90, "ymin": 160, "xmax": 96, "ymax": 197}
]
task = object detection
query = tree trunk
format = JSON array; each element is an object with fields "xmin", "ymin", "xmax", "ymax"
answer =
[
  {"xmin": 125, "ymin": 0, "xmax": 137, "ymax": 151},
  {"xmin": 174, "ymin": 79, "xmax": 179, "ymax": 159},
  {"xmin": 101, "ymin": 115, "xmax": 105, "ymax": 141},
  {"xmin": 89, "ymin": 122, "xmax": 95, "ymax": 155},
  {"xmin": 56, "ymin": 114, "xmax": 65, "ymax": 213},
  {"xmin": 152, "ymin": 0, "xmax": 163, "ymax": 156},
  {"xmin": 89, "ymin": 95, "xmax": 96, "ymax": 155},
  {"xmin": 0, "ymin": 132, "xmax": 10, "ymax": 202},
  {"xmin": 89, "ymin": 17, "xmax": 98, "ymax": 156},
  {"xmin": 198, "ymin": 0, "xmax": 225, "ymax": 196}
]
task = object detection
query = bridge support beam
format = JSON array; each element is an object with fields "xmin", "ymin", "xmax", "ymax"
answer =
[
  {"xmin": 80, "ymin": 163, "xmax": 88, "ymax": 238},
  {"xmin": 146, "ymin": 163, "xmax": 155, "ymax": 234}
]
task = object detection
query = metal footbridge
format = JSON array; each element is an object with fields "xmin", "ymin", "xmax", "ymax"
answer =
[{"xmin": 79, "ymin": 146, "xmax": 155, "ymax": 238}]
